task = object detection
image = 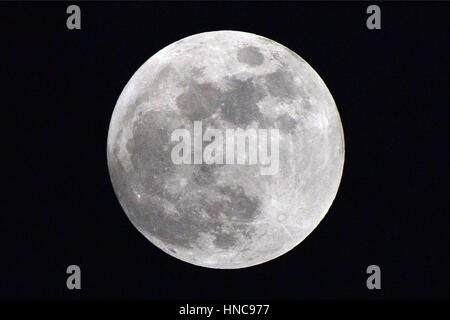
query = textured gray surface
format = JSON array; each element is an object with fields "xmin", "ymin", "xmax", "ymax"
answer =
[{"xmin": 107, "ymin": 31, "xmax": 345, "ymax": 269}]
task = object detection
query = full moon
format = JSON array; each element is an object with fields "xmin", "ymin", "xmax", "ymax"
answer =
[{"xmin": 107, "ymin": 31, "xmax": 344, "ymax": 269}]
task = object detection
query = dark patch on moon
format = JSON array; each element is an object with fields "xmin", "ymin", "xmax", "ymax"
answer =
[
  {"xmin": 126, "ymin": 169, "xmax": 262, "ymax": 250},
  {"xmin": 213, "ymin": 233, "xmax": 237, "ymax": 249},
  {"xmin": 264, "ymin": 69, "xmax": 298, "ymax": 100},
  {"xmin": 275, "ymin": 114, "xmax": 298, "ymax": 133},
  {"xmin": 176, "ymin": 82, "xmax": 222, "ymax": 121},
  {"xmin": 216, "ymin": 185, "xmax": 261, "ymax": 221},
  {"xmin": 219, "ymin": 78, "xmax": 265, "ymax": 125},
  {"xmin": 192, "ymin": 164, "xmax": 219, "ymax": 186},
  {"xmin": 237, "ymin": 46, "xmax": 264, "ymax": 66},
  {"xmin": 126, "ymin": 110, "xmax": 176, "ymax": 194},
  {"xmin": 262, "ymin": 68, "xmax": 315, "ymax": 111}
]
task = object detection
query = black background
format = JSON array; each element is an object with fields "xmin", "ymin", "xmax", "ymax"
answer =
[{"xmin": 2, "ymin": 1, "xmax": 449, "ymax": 300}]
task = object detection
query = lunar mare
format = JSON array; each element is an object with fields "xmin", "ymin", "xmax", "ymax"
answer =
[{"xmin": 107, "ymin": 31, "xmax": 344, "ymax": 269}]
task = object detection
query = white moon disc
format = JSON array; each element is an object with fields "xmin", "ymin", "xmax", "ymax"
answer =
[{"xmin": 107, "ymin": 31, "xmax": 344, "ymax": 269}]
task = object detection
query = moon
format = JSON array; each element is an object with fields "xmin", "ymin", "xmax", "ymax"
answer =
[{"xmin": 107, "ymin": 31, "xmax": 344, "ymax": 269}]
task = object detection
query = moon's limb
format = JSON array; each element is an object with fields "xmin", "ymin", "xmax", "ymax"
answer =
[{"xmin": 107, "ymin": 31, "xmax": 344, "ymax": 269}]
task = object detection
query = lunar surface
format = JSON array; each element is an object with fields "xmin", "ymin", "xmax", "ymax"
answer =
[{"xmin": 107, "ymin": 31, "xmax": 344, "ymax": 269}]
